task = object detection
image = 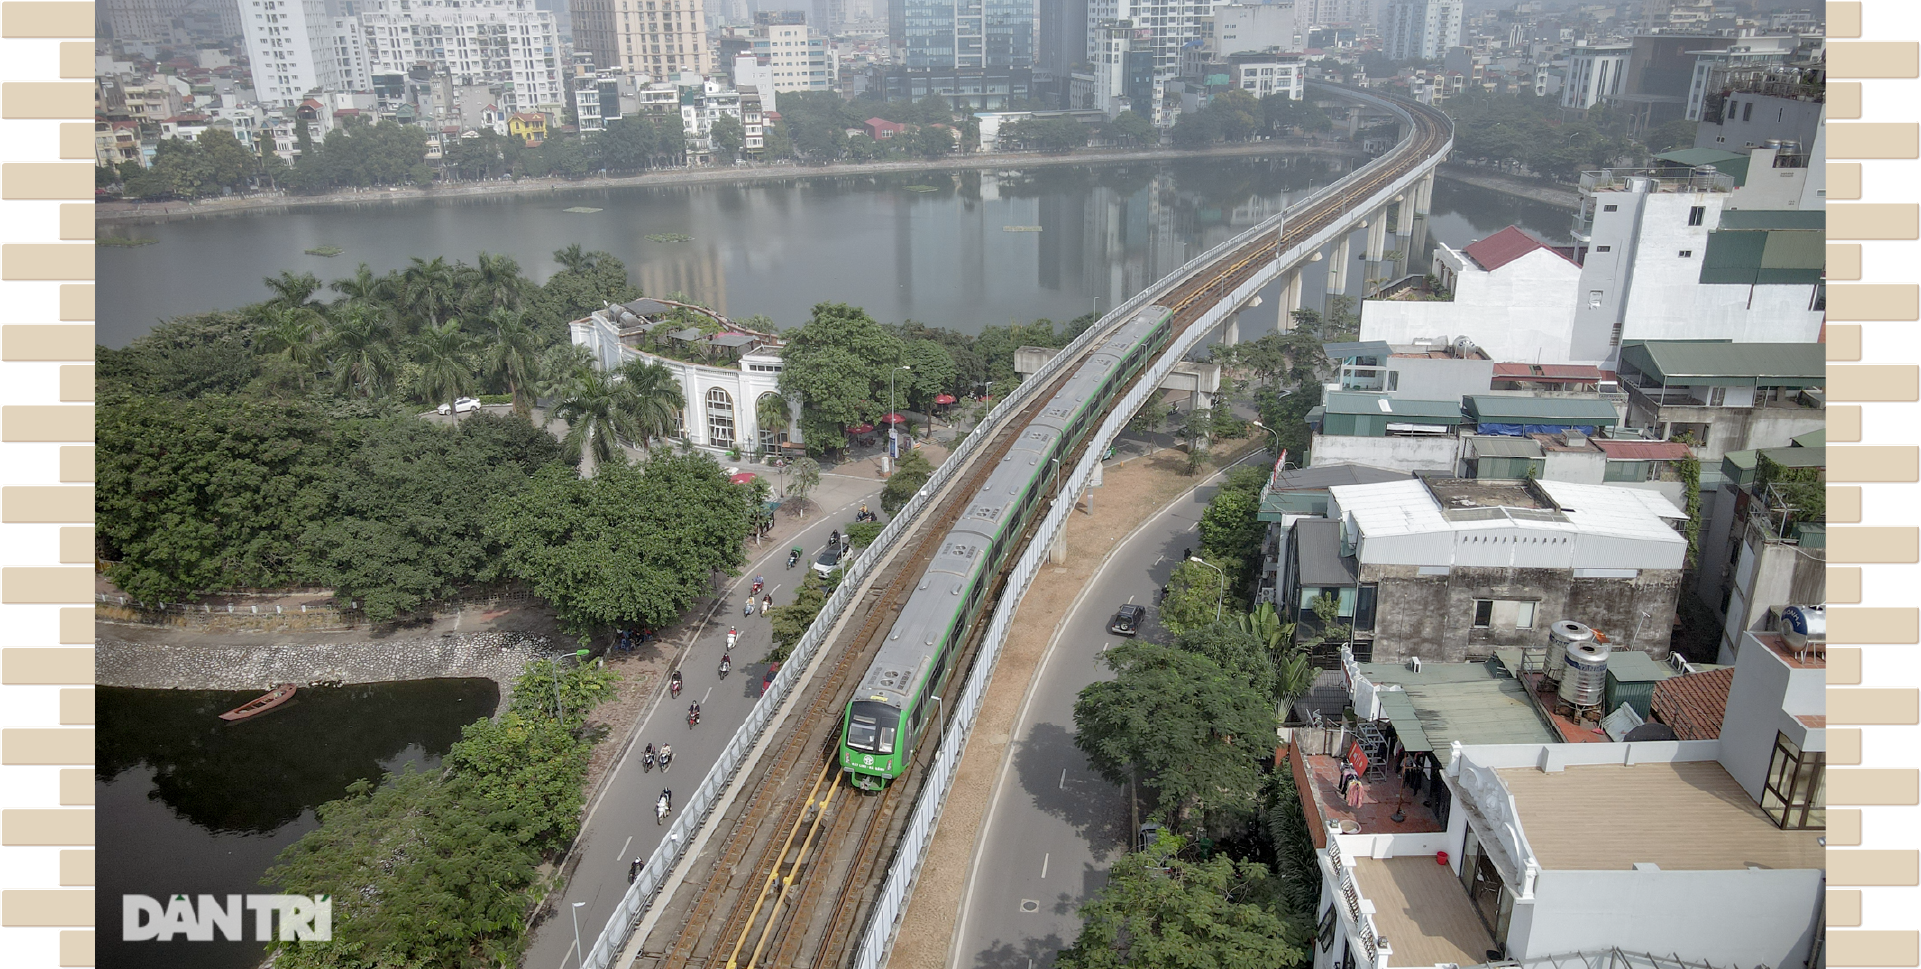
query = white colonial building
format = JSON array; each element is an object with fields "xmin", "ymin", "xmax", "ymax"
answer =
[{"xmin": 570, "ymin": 299, "xmax": 801, "ymax": 458}]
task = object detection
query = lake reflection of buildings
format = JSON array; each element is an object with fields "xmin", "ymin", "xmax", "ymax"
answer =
[{"xmin": 637, "ymin": 246, "xmax": 728, "ymax": 317}]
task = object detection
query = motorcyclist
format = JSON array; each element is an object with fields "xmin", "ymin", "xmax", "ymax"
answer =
[
  {"xmin": 688, "ymin": 701, "xmax": 701, "ymax": 726},
  {"xmin": 727, "ymin": 627, "xmax": 739, "ymax": 650},
  {"xmin": 660, "ymin": 744, "xmax": 673, "ymax": 770},
  {"xmin": 720, "ymin": 653, "xmax": 732, "ymax": 676},
  {"xmin": 788, "ymin": 547, "xmax": 801, "ymax": 569},
  {"xmin": 752, "ymin": 575, "xmax": 764, "ymax": 595},
  {"xmin": 629, "ymin": 858, "xmax": 643, "ymax": 883},
  {"xmin": 761, "ymin": 594, "xmax": 772, "ymax": 615},
  {"xmin": 670, "ymin": 670, "xmax": 683, "ymax": 697}
]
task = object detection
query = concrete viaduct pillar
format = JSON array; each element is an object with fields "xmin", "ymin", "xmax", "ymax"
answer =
[
  {"xmin": 1279, "ymin": 270, "xmax": 1303, "ymax": 331},
  {"xmin": 1415, "ymin": 171, "xmax": 1436, "ymax": 216},
  {"xmin": 1365, "ymin": 206, "xmax": 1389, "ymax": 263},
  {"xmin": 1326, "ymin": 233, "xmax": 1352, "ymax": 302}
]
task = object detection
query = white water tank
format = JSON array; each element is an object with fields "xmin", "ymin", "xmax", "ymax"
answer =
[
  {"xmin": 1558, "ymin": 639, "xmax": 1612, "ymax": 709},
  {"xmin": 1543, "ymin": 620, "xmax": 1594, "ymax": 687},
  {"xmin": 1782, "ymin": 605, "xmax": 1826, "ymax": 650}
]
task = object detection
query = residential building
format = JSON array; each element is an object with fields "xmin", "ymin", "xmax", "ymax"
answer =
[
  {"xmin": 1696, "ymin": 433, "xmax": 1825, "ymax": 664},
  {"xmin": 1295, "ymin": 0, "xmax": 1379, "ymax": 28},
  {"xmin": 1212, "ymin": 3, "xmax": 1300, "ymax": 56},
  {"xmin": 1321, "ymin": 338, "xmax": 1492, "ymax": 401},
  {"xmin": 1648, "ymin": 664, "xmax": 1735, "ymax": 739},
  {"xmin": 681, "ymin": 82, "xmax": 745, "ymax": 162},
  {"xmin": 358, "ymin": 0, "xmax": 564, "ymax": 115},
  {"xmin": 1380, "ymin": 0, "xmax": 1462, "ymax": 63},
  {"xmin": 1359, "ymin": 225, "xmax": 1587, "ymax": 366},
  {"xmin": 101, "ymin": 0, "xmax": 191, "ymax": 44},
  {"xmin": 1643, "ymin": 0, "xmax": 1715, "ymax": 32},
  {"xmin": 1306, "ymin": 391, "xmax": 1466, "ymax": 473},
  {"xmin": 1459, "ymin": 432, "xmax": 1693, "ymax": 512},
  {"xmin": 1313, "ymin": 628, "xmax": 1823, "ymax": 969},
  {"xmin": 1604, "ymin": 33, "xmax": 1736, "ymax": 135},
  {"xmin": 1557, "ymin": 42, "xmax": 1627, "ymax": 109},
  {"xmin": 240, "ymin": 0, "xmax": 373, "ymax": 106},
  {"xmin": 507, "ymin": 110, "xmax": 547, "ymax": 144},
  {"xmin": 864, "ymin": 116, "xmax": 905, "ymax": 139},
  {"xmin": 1682, "ymin": 36, "xmax": 1802, "ymax": 123},
  {"xmin": 1614, "ymin": 340, "xmax": 1826, "ymax": 464},
  {"xmin": 751, "ymin": 20, "xmax": 833, "ymax": 92},
  {"xmin": 1282, "ymin": 476, "xmax": 1687, "ymax": 663},
  {"xmin": 1084, "ymin": 0, "xmax": 1216, "ymax": 79},
  {"xmin": 861, "ymin": 65, "xmax": 1036, "ymax": 109},
  {"xmin": 1696, "ymin": 88, "xmax": 1825, "ymax": 158},
  {"xmin": 1090, "ymin": 21, "xmax": 1158, "ymax": 120},
  {"xmin": 95, "ymin": 119, "xmax": 148, "ymax": 167},
  {"xmin": 1227, "ymin": 53, "xmax": 1304, "ymax": 99},
  {"xmin": 1653, "ymin": 143, "xmax": 1824, "ymax": 212},
  {"xmin": 571, "ymin": 0, "xmax": 713, "ymax": 80},
  {"xmin": 570, "ymin": 301, "xmax": 797, "ymax": 457}
]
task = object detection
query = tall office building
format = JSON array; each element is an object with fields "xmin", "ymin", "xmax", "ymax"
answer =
[
  {"xmin": 359, "ymin": 0, "xmax": 563, "ymax": 112},
  {"xmin": 1037, "ymin": 0, "xmax": 1089, "ymax": 99},
  {"xmin": 752, "ymin": 19, "xmax": 833, "ymax": 92},
  {"xmin": 892, "ymin": 0, "xmax": 1031, "ymax": 70},
  {"xmin": 1381, "ymin": 0, "xmax": 1460, "ymax": 62},
  {"xmin": 102, "ymin": 0, "xmax": 192, "ymax": 43},
  {"xmin": 572, "ymin": 0, "xmax": 713, "ymax": 78},
  {"xmin": 239, "ymin": 0, "xmax": 372, "ymax": 105},
  {"xmin": 1295, "ymin": 0, "xmax": 1377, "ymax": 27},
  {"xmin": 1084, "ymin": 0, "xmax": 1212, "ymax": 76}
]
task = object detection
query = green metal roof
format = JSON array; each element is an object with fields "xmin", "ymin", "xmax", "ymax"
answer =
[
  {"xmin": 1618, "ymin": 341, "xmax": 1826, "ymax": 387},
  {"xmin": 1699, "ymin": 212, "xmax": 1824, "ymax": 285},
  {"xmin": 1322, "ymin": 392, "xmax": 1465, "ymax": 423},
  {"xmin": 1604, "ymin": 650, "xmax": 1679, "ymax": 684},
  {"xmin": 1359, "ymin": 654, "xmax": 1559, "ymax": 765},
  {"xmin": 1464, "ymin": 395, "xmax": 1620, "ymax": 425},
  {"xmin": 1715, "ymin": 210, "xmax": 1825, "ymax": 231},
  {"xmin": 1468, "ymin": 435, "xmax": 1547, "ymax": 458},
  {"xmin": 1758, "ymin": 445, "xmax": 1826, "ymax": 470},
  {"xmin": 1792, "ymin": 428, "xmax": 1825, "ymax": 448},
  {"xmin": 1655, "ymin": 148, "xmax": 1751, "ymax": 185}
]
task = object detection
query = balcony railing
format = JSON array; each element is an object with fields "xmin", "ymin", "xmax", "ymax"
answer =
[{"xmin": 1579, "ymin": 165, "xmax": 1736, "ymax": 195}]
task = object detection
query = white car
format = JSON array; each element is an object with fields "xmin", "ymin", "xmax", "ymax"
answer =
[{"xmin": 437, "ymin": 397, "xmax": 482, "ymax": 416}]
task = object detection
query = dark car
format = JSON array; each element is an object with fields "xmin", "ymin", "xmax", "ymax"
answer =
[
  {"xmin": 813, "ymin": 544, "xmax": 845, "ymax": 578},
  {"xmin": 1109, "ymin": 604, "xmax": 1147, "ymax": 636}
]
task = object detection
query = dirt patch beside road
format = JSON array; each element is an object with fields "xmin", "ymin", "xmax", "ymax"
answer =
[{"xmin": 886, "ymin": 436, "xmax": 1263, "ymax": 969}]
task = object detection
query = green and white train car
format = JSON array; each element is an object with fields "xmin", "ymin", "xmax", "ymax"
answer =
[{"xmin": 839, "ymin": 305, "xmax": 1175, "ymax": 791}]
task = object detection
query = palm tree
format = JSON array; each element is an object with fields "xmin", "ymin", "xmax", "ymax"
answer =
[
  {"xmin": 400, "ymin": 256, "xmax": 459, "ymax": 332},
  {"xmin": 552, "ymin": 243, "xmax": 598, "ymax": 275},
  {"xmin": 614, "ymin": 358, "xmax": 686, "ymax": 447},
  {"xmin": 466, "ymin": 251, "xmax": 527, "ymax": 314},
  {"xmin": 532, "ymin": 343, "xmax": 595, "ymax": 427},
  {"xmin": 554, "ymin": 368, "xmax": 644, "ymax": 472},
  {"xmin": 411, "ymin": 319, "xmax": 476, "ymax": 416},
  {"xmin": 755, "ymin": 393, "xmax": 792, "ymax": 457},
  {"xmin": 481, "ymin": 309, "xmax": 542, "ymax": 420},
  {"xmin": 254, "ymin": 306, "xmax": 324, "ymax": 389},
  {"xmin": 262, "ymin": 270, "xmax": 323, "ymax": 310},
  {"xmin": 326, "ymin": 307, "xmax": 397, "ymax": 399}
]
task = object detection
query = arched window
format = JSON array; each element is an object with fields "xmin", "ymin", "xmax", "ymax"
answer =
[
  {"xmin": 706, "ymin": 388, "xmax": 735, "ymax": 447},
  {"xmin": 757, "ymin": 392, "xmax": 787, "ymax": 452}
]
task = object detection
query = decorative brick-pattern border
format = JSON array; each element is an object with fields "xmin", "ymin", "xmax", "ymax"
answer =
[{"xmin": 1, "ymin": 5, "xmax": 1916, "ymax": 969}]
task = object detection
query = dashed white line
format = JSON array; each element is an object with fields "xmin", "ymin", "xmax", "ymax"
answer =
[
  {"xmin": 1041, "ymin": 853, "xmax": 1049, "ymax": 879},
  {"xmin": 1059, "ymin": 768, "xmax": 1066, "ymax": 789},
  {"xmin": 700, "ymin": 688, "xmax": 712, "ymax": 704},
  {"xmin": 616, "ymin": 835, "xmax": 632, "ymax": 860}
]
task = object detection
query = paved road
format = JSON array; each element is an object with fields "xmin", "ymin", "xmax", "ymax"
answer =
[
  {"xmin": 521, "ymin": 472, "xmax": 885, "ymax": 969},
  {"xmin": 949, "ymin": 456, "xmax": 1258, "ymax": 969}
]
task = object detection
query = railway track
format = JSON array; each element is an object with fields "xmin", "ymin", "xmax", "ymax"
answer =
[{"xmin": 626, "ymin": 89, "xmax": 1450, "ymax": 969}]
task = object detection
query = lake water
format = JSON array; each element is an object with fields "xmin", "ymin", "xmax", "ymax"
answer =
[
  {"xmin": 95, "ymin": 679, "xmax": 499, "ymax": 969},
  {"xmin": 97, "ymin": 158, "xmax": 1573, "ymax": 348}
]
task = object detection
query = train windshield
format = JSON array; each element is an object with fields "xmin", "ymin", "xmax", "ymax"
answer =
[{"xmin": 848, "ymin": 701, "xmax": 899, "ymax": 754}]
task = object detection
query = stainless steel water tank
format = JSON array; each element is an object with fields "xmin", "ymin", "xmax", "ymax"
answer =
[
  {"xmin": 1558, "ymin": 640, "xmax": 1612, "ymax": 708},
  {"xmin": 1543, "ymin": 620, "xmax": 1594, "ymax": 687},
  {"xmin": 1782, "ymin": 605, "xmax": 1825, "ymax": 650}
]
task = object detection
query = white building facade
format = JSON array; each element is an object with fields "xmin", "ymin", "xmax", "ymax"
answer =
[
  {"xmin": 1212, "ymin": 3, "xmax": 1300, "ymax": 55},
  {"xmin": 358, "ymin": 0, "xmax": 563, "ymax": 114},
  {"xmin": 571, "ymin": 0, "xmax": 714, "ymax": 80},
  {"xmin": 1229, "ymin": 56, "xmax": 1305, "ymax": 99},
  {"xmin": 752, "ymin": 21, "xmax": 833, "ymax": 92},
  {"xmin": 570, "ymin": 309, "xmax": 800, "ymax": 456},
  {"xmin": 241, "ymin": 0, "xmax": 373, "ymax": 106},
  {"xmin": 1559, "ymin": 43, "xmax": 1629, "ymax": 109},
  {"xmin": 1380, "ymin": 0, "xmax": 1462, "ymax": 63}
]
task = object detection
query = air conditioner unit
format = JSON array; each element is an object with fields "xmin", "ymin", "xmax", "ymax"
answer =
[{"xmin": 1407, "ymin": 657, "xmax": 1423, "ymax": 672}]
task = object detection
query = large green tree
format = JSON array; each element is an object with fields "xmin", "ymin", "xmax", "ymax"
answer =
[
  {"xmin": 1057, "ymin": 829, "xmax": 1307, "ymax": 969},
  {"xmin": 777, "ymin": 302, "xmax": 907, "ymax": 450},
  {"xmin": 1074, "ymin": 639, "xmax": 1277, "ymax": 834},
  {"xmin": 485, "ymin": 453, "xmax": 751, "ymax": 633}
]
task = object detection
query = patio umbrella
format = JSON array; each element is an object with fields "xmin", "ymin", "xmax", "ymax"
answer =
[
  {"xmin": 846, "ymin": 423, "xmax": 874, "ymax": 434},
  {"xmin": 934, "ymin": 393, "xmax": 956, "ymax": 405},
  {"xmin": 880, "ymin": 413, "xmax": 907, "ymax": 425},
  {"xmin": 729, "ymin": 472, "xmax": 758, "ymax": 484}
]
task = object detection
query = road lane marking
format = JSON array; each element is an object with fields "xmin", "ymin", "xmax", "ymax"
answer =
[
  {"xmin": 701, "ymin": 688, "xmax": 712, "ymax": 704},
  {"xmin": 1059, "ymin": 768, "xmax": 1066, "ymax": 789},
  {"xmin": 1126, "ymin": 595, "xmax": 1134, "ymax": 604},
  {"xmin": 617, "ymin": 835, "xmax": 632, "ymax": 860},
  {"xmin": 1154, "ymin": 555, "xmax": 1164, "ymax": 565},
  {"xmin": 1041, "ymin": 853, "xmax": 1050, "ymax": 879}
]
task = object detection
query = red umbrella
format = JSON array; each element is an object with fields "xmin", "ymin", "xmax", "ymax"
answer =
[
  {"xmin": 881, "ymin": 413, "xmax": 907, "ymax": 425},
  {"xmin": 846, "ymin": 423, "xmax": 874, "ymax": 434},
  {"xmin": 729, "ymin": 472, "xmax": 757, "ymax": 484},
  {"xmin": 934, "ymin": 393, "xmax": 957, "ymax": 405}
]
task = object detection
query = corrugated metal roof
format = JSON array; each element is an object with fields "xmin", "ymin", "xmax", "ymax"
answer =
[
  {"xmin": 1323, "ymin": 340, "xmax": 1393, "ymax": 359},
  {"xmin": 1618, "ymin": 341, "xmax": 1826, "ymax": 385},
  {"xmin": 1323, "ymin": 392, "xmax": 1466, "ymax": 422},
  {"xmin": 1757, "ymin": 445, "xmax": 1826, "ymax": 469},
  {"xmin": 1360, "ymin": 656, "xmax": 1558, "ymax": 765},
  {"xmin": 1492, "ymin": 363, "xmax": 1604, "ymax": 380},
  {"xmin": 1464, "ymin": 395, "xmax": 1621, "ymax": 424},
  {"xmin": 1468, "ymin": 435, "xmax": 1546, "ymax": 458},
  {"xmin": 1293, "ymin": 518, "xmax": 1359, "ymax": 586},
  {"xmin": 1791, "ymin": 428, "xmax": 1825, "ymax": 448},
  {"xmin": 1592, "ymin": 439, "xmax": 1693, "ymax": 460},
  {"xmin": 1605, "ymin": 649, "xmax": 1679, "ymax": 684},
  {"xmin": 1462, "ymin": 225, "xmax": 1577, "ymax": 272}
]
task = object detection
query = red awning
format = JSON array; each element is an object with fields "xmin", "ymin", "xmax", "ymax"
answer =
[
  {"xmin": 729, "ymin": 472, "xmax": 758, "ymax": 484},
  {"xmin": 881, "ymin": 413, "xmax": 907, "ymax": 425},
  {"xmin": 934, "ymin": 393, "xmax": 957, "ymax": 404},
  {"xmin": 846, "ymin": 423, "xmax": 874, "ymax": 434}
]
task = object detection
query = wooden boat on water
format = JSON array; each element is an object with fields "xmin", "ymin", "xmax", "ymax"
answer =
[{"xmin": 219, "ymin": 683, "xmax": 297, "ymax": 721}]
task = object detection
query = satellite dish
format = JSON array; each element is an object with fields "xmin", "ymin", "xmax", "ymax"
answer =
[{"xmin": 1623, "ymin": 722, "xmax": 1678, "ymax": 743}]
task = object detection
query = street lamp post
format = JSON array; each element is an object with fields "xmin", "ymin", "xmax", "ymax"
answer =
[
  {"xmin": 570, "ymin": 901, "xmax": 587, "ymax": 969},
  {"xmin": 884, "ymin": 364, "xmax": 912, "ymax": 475},
  {"xmin": 1187, "ymin": 553, "xmax": 1226, "ymax": 623},
  {"xmin": 1250, "ymin": 420, "xmax": 1282, "ymax": 456}
]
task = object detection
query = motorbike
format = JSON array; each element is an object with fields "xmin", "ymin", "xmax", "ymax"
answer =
[
  {"xmin": 720, "ymin": 653, "xmax": 732, "ymax": 679},
  {"xmin": 751, "ymin": 576, "xmax": 764, "ymax": 596},
  {"xmin": 629, "ymin": 858, "xmax": 643, "ymax": 884},
  {"xmin": 787, "ymin": 547, "xmax": 801, "ymax": 569},
  {"xmin": 670, "ymin": 672, "xmax": 682, "ymax": 699},
  {"xmin": 687, "ymin": 705, "xmax": 701, "ymax": 729},
  {"xmin": 643, "ymin": 746, "xmax": 655, "ymax": 772},
  {"xmin": 727, "ymin": 628, "xmax": 739, "ymax": 651},
  {"xmin": 656, "ymin": 791, "xmax": 672, "ymax": 825},
  {"xmin": 660, "ymin": 746, "xmax": 672, "ymax": 772},
  {"xmin": 744, "ymin": 597, "xmax": 756, "ymax": 617}
]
